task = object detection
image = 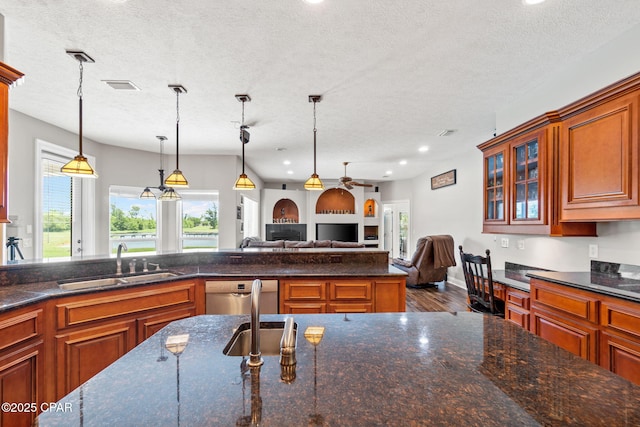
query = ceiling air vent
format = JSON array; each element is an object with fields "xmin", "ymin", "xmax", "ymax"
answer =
[
  {"xmin": 102, "ymin": 80, "xmax": 140, "ymax": 91},
  {"xmin": 437, "ymin": 129, "xmax": 455, "ymax": 137}
]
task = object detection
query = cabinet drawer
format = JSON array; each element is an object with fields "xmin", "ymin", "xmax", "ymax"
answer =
[
  {"xmin": 137, "ymin": 307, "xmax": 196, "ymax": 342},
  {"xmin": 282, "ymin": 280, "xmax": 326, "ymax": 301},
  {"xmin": 0, "ymin": 307, "xmax": 44, "ymax": 352},
  {"xmin": 282, "ymin": 302, "xmax": 327, "ymax": 314},
  {"xmin": 329, "ymin": 280, "xmax": 372, "ymax": 301},
  {"xmin": 601, "ymin": 301, "xmax": 640, "ymax": 339},
  {"xmin": 506, "ymin": 289, "xmax": 530, "ymax": 310},
  {"xmin": 506, "ymin": 306, "xmax": 530, "ymax": 330},
  {"xmin": 530, "ymin": 279, "xmax": 599, "ymax": 322},
  {"xmin": 56, "ymin": 281, "xmax": 196, "ymax": 329},
  {"xmin": 328, "ymin": 303, "xmax": 372, "ymax": 313}
]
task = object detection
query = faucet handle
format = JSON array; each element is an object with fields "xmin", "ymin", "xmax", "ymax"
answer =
[
  {"xmin": 129, "ymin": 259, "xmax": 137, "ymax": 274},
  {"xmin": 142, "ymin": 258, "xmax": 148, "ymax": 272},
  {"xmin": 148, "ymin": 262, "xmax": 160, "ymax": 271}
]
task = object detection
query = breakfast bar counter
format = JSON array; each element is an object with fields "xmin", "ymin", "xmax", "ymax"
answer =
[{"xmin": 35, "ymin": 313, "xmax": 640, "ymax": 426}]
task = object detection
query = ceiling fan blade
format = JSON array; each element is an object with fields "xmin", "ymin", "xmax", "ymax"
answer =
[{"xmin": 351, "ymin": 182, "xmax": 373, "ymax": 187}]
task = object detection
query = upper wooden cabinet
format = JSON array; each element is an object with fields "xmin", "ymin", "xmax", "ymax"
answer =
[
  {"xmin": 479, "ymin": 115, "xmax": 596, "ymax": 236},
  {"xmin": 479, "ymin": 71, "xmax": 640, "ymax": 232},
  {"xmin": 559, "ymin": 79, "xmax": 640, "ymax": 221},
  {"xmin": 0, "ymin": 62, "xmax": 24, "ymax": 223}
]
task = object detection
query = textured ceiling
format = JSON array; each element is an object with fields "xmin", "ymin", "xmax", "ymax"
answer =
[{"xmin": 2, "ymin": 0, "xmax": 640, "ymax": 184}]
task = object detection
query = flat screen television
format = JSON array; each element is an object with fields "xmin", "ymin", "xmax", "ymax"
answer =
[{"xmin": 316, "ymin": 223, "xmax": 358, "ymax": 242}]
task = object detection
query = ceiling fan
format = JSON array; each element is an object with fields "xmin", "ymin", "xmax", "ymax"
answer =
[{"xmin": 338, "ymin": 162, "xmax": 373, "ymax": 190}]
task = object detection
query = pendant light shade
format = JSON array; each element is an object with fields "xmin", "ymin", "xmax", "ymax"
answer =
[
  {"xmin": 61, "ymin": 51, "xmax": 97, "ymax": 178},
  {"xmin": 159, "ymin": 188, "xmax": 181, "ymax": 201},
  {"xmin": 139, "ymin": 136, "xmax": 181, "ymax": 201},
  {"xmin": 233, "ymin": 94, "xmax": 256, "ymax": 190},
  {"xmin": 140, "ymin": 187, "xmax": 155, "ymax": 199},
  {"xmin": 304, "ymin": 95, "xmax": 324, "ymax": 190},
  {"xmin": 165, "ymin": 85, "xmax": 189, "ymax": 188}
]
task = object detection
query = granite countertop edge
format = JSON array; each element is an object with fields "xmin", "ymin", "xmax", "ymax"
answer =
[{"xmin": 527, "ymin": 270, "xmax": 640, "ymax": 303}]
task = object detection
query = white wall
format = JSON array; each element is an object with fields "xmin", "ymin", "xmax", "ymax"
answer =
[
  {"xmin": 382, "ymin": 25, "xmax": 640, "ymax": 287},
  {"xmin": 7, "ymin": 109, "xmax": 261, "ymax": 260}
]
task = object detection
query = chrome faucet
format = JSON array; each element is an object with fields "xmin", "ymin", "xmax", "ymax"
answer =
[
  {"xmin": 248, "ymin": 279, "xmax": 263, "ymax": 367},
  {"xmin": 116, "ymin": 243, "xmax": 128, "ymax": 275},
  {"xmin": 280, "ymin": 317, "xmax": 296, "ymax": 366}
]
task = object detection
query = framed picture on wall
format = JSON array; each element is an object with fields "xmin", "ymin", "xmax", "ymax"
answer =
[
  {"xmin": 431, "ymin": 169, "xmax": 456, "ymax": 190},
  {"xmin": 237, "ymin": 206, "xmax": 242, "ymax": 220}
]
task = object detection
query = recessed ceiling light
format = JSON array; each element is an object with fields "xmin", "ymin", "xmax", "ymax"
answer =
[
  {"xmin": 418, "ymin": 146, "xmax": 429, "ymax": 153},
  {"xmin": 523, "ymin": 0, "xmax": 545, "ymax": 4},
  {"xmin": 385, "ymin": 170, "xmax": 393, "ymax": 175},
  {"xmin": 102, "ymin": 80, "xmax": 140, "ymax": 91},
  {"xmin": 287, "ymin": 170, "xmax": 294, "ymax": 175},
  {"xmin": 283, "ymin": 160, "xmax": 291, "ymax": 165},
  {"xmin": 399, "ymin": 160, "xmax": 407, "ymax": 165}
]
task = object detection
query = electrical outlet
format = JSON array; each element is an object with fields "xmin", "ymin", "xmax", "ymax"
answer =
[
  {"xmin": 589, "ymin": 244, "xmax": 598, "ymax": 258},
  {"xmin": 501, "ymin": 238, "xmax": 509, "ymax": 248},
  {"xmin": 517, "ymin": 240, "xmax": 525, "ymax": 250}
]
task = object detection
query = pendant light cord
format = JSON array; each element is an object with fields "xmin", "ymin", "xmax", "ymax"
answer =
[
  {"xmin": 313, "ymin": 100, "xmax": 318, "ymax": 175},
  {"xmin": 175, "ymin": 89, "xmax": 180, "ymax": 170},
  {"xmin": 240, "ymin": 100, "xmax": 246, "ymax": 174},
  {"xmin": 77, "ymin": 60, "xmax": 84, "ymax": 156}
]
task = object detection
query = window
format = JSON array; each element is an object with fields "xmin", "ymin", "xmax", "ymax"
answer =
[
  {"xmin": 36, "ymin": 140, "xmax": 95, "ymax": 260},
  {"xmin": 109, "ymin": 186, "xmax": 158, "ymax": 255},
  {"xmin": 179, "ymin": 191, "xmax": 219, "ymax": 252}
]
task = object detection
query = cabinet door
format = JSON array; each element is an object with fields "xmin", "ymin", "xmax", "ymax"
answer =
[
  {"xmin": 483, "ymin": 144, "xmax": 508, "ymax": 226},
  {"xmin": 600, "ymin": 331, "xmax": 640, "ymax": 386},
  {"xmin": 373, "ymin": 279, "xmax": 406, "ymax": 312},
  {"xmin": 531, "ymin": 306, "xmax": 599, "ymax": 363},
  {"xmin": 55, "ymin": 320, "xmax": 136, "ymax": 399},
  {"xmin": 510, "ymin": 128, "xmax": 546, "ymax": 225},
  {"xmin": 0, "ymin": 340, "xmax": 44, "ymax": 427},
  {"xmin": 329, "ymin": 280, "xmax": 372, "ymax": 301},
  {"xmin": 561, "ymin": 92, "xmax": 640, "ymax": 220}
]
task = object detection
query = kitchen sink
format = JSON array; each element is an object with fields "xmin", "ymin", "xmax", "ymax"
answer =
[
  {"xmin": 58, "ymin": 272, "xmax": 177, "ymax": 291},
  {"xmin": 223, "ymin": 321, "xmax": 297, "ymax": 357}
]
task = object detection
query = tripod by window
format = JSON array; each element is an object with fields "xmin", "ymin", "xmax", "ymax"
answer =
[{"xmin": 6, "ymin": 237, "xmax": 24, "ymax": 261}]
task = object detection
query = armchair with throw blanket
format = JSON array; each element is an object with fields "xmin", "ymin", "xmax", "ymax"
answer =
[{"xmin": 392, "ymin": 235, "xmax": 456, "ymax": 288}]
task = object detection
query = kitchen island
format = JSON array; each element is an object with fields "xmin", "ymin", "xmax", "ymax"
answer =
[{"xmin": 35, "ymin": 313, "xmax": 640, "ymax": 426}]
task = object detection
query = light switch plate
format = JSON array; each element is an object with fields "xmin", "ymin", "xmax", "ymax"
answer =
[
  {"xmin": 517, "ymin": 240, "xmax": 525, "ymax": 250},
  {"xmin": 501, "ymin": 238, "xmax": 509, "ymax": 248},
  {"xmin": 589, "ymin": 244, "xmax": 598, "ymax": 258}
]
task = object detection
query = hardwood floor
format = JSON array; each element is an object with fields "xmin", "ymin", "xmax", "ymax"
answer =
[{"xmin": 405, "ymin": 282, "xmax": 468, "ymax": 312}]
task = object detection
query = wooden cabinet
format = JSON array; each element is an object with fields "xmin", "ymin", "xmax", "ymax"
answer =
[
  {"xmin": 280, "ymin": 277, "xmax": 405, "ymax": 314},
  {"xmin": 0, "ymin": 304, "xmax": 45, "ymax": 427},
  {"xmin": 530, "ymin": 278, "xmax": 640, "ymax": 385},
  {"xmin": 505, "ymin": 288, "xmax": 530, "ymax": 330},
  {"xmin": 560, "ymin": 88, "xmax": 640, "ymax": 221},
  {"xmin": 0, "ymin": 62, "xmax": 24, "ymax": 223},
  {"xmin": 53, "ymin": 279, "xmax": 199, "ymax": 399},
  {"xmin": 479, "ymin": 117, "xmax": 596, "ymax": 236}
]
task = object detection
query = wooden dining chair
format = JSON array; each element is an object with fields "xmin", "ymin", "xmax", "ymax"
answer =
[{"xmin": 458, "ymin": 245, "xmax": 504, "ymax": 317}]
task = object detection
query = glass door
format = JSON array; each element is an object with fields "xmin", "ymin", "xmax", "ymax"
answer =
[
  {"xmin": 485, "ymin": 148, "xmax": 506, "ymax": 223},
  {"xmin": 512, "ymin": 139, "xmax": 540, "ymax": 221}
]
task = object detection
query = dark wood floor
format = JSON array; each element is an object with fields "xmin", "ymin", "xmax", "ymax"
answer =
[{"xmin": 405, "ymin": 282, "xmax": 468, "ymax": 312}]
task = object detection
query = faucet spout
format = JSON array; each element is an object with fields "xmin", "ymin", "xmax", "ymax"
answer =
[
  {"xmin": 280, "ymin": 317, "xmax": 296, "ymax": 367},
  {"xmin": 248, "ymin": 279, "xmax": 263, "ymax": 367},
  {"xmin": 116, "ymin": 243, "xmax": 128, "ymax": 275}
]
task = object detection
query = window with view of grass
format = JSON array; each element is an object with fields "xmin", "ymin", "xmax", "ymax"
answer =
[
  {"xmin": 179, "ymin": 191, "xmax": 219, "ymax": 252},
  {"xmin": 109, "ymin": 186, "xmax": 158, "ymax": 255}
]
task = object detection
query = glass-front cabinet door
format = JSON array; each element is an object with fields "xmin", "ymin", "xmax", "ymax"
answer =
[
  {"xmin": 484, "ymin": 145, "xmax": 508, "ymax": 225},
  {"xmin": 510, "ymin": 128, "xmax": 545, "ymax": 226}
]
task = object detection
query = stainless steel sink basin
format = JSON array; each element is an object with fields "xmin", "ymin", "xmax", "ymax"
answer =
[
  {"xmin": 58, "ymin": 272, "xmax": 177, "ymax": 291},
  {"xmin": 223, "ymin": 321, "xmax": 297, "ymax": 356}
]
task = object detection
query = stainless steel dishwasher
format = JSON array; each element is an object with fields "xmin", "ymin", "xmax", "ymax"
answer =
[{"xmin": 205, "ymin": 279, "xmax": 279, "ymax": 314}]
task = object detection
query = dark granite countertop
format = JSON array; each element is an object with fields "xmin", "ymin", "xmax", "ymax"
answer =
[
  {"xmin": 35, "ymin": 313, "xmax": 640, "ymax": 426},
  {"xmin": 491, "ymin": 270, "xmax": 533, "ymax": 292},
  {"xmin": 527, "ymin": 271, "xmax": 640, "ymax": 303}
]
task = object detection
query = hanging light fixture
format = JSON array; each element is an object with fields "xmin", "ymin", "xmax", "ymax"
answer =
[
  {"xmin": 304, "ymin": 95, "xmax": 324, "ymax": 190},
  {"xmin": 61, "ymin": 50, "xmax": 98, "ymax": 178},
  {"xmin": 164, "ymin": 85, "xmax": 189, "ymax": 188},
  {"xmin": 233, "ymin": 94, "xmax": 256, "ymax": 190},
  {"xmin": 140, "ymin": 136, "xmax": 181, "ymax": 200}
]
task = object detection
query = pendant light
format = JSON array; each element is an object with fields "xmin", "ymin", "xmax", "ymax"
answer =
[
  {"xmin": 164, "ymin": 85, "xmax": 189, "ymax": 188},
  {"xmin": 233, "ymin": 94, "xmax": 256, "ymax": 190},
  {"xmin": 140, "ymin": 136, "xmax": 181, "ymax": 200},
  {"xmin": 61, "ymin": 51, "xmax": 98, "ymax": 178},
  {"xmin": 304, "ymin": 95, "xmax": 324, "ymax": 190}
]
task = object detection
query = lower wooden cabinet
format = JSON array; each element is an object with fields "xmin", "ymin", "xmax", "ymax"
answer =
[
  {"xmin": 505, "ymin": 288, "xmax": 530, "ymax": 330},
  {"xmin": 280, "ymin": 277, "xmax": 405, "ymax": 314},
  {"xmin": 530, "ymin": 278, "xmax": 640, "ymax": 385},
  {"xmin": 55, "ymin": 319, "xmax": 136, "ymax": 398},
  {"xmin": 137, "ymin": 307, "xmax": 195, "ymax": 341}
]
